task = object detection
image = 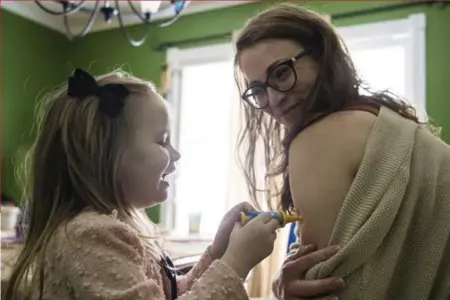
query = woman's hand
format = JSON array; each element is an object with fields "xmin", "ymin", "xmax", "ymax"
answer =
[
  {"xmin": 273, "ymin": 244, "xmax": 345, "ymax": 300},
  {"xmin": 209, "ymin": 202, "xmax": 256, "ymax": 259}
]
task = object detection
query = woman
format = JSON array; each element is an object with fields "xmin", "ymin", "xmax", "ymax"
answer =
[{"xmin": 234, "ymin": 4, "xmax": 450, "ymax": 300}]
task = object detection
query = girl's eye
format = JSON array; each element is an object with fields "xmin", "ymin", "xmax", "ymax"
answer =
[{"xmin": 159, "ymin": 137, "xmax": 171, "ymax": 147}]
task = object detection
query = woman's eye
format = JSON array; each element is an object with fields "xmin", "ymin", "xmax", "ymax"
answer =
[{"xmin": 273, "ymin": 65, "xmax": 291, "ymax": 80}]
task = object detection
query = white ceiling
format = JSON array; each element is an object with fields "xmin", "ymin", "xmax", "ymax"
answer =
[{"xmin": 1, "ymin": 1, "xmax": 254, "ymax": 35}]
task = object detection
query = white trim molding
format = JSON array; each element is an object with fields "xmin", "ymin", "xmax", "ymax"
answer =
[
  {"xmin": 1, "ymin": 1, "xmax": 66, "ymax": 34},
  {"xmin": 166, "ymin": 43, "xmax": 235, "ymax": 71}
]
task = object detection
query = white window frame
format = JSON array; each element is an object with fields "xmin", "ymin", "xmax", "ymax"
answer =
[
  {"xmin": 337, "ymin": 13, "xmax": 427, "ymax": 120},
  {"xmin": 162, "ymin": 43, "xmax": 235, "ymax": 230}
]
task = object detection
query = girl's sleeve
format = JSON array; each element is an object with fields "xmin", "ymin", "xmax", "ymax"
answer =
[
  {"xmin": 57, "ymin": 218, "xmax": 248, "ymax": 300},
  {"xmin": 176, "ymin": 247, "xmax": 214, "ymax": 294}
]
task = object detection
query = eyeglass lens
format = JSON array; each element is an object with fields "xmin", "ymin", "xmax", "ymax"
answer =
[{"xmin": 244, "ymin": 63, "xmax": 296, "ymax": 108}]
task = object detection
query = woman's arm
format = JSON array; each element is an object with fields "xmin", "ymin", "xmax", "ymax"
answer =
[{"xmin": 288, "ymin": 111, "xmax": 374, "ymax": 249}]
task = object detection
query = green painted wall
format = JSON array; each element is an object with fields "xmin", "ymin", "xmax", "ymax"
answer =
[
  {"xmin": 3, "ymin": 2, "xmax": 450, "ymax": 220},
  {"xmin": 1, "ymin": 9, "xmax": 70, "ymax": 201}
]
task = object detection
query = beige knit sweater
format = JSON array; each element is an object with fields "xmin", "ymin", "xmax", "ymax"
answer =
[
  {"xmin": 304, "ymin": 107, "xmax": 450, "ymax": 299},
  {"xmin": 30, "ymin": 211, "xmax": 248, "ymax": 300}
]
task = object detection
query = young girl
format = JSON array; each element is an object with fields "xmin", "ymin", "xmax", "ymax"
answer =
[{"xmin": 4, "ymin": 69, "xmax": 281, "ymax": 300}]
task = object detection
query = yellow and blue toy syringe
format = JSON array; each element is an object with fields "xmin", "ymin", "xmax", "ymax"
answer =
[{"xmin": 240, "ymin": 211, "xmax": 302, "ymax": 227}]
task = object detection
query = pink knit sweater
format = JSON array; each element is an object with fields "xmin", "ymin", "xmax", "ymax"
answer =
[{"xmin": 32, "ymin": 211, "xmax": 248, "ymax": 300}]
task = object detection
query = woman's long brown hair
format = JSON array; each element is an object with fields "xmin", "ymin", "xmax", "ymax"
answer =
[
  {"xmin": 4, "ymin": 71, "xmax": 162, "ymax": 300},
  {"xmin": 234, "ymin": 4, "xmax": 435, "ymax": 212}
]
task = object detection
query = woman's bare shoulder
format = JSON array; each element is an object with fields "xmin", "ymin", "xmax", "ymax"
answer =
[{"xmin": 288, "ymin": 110, "xmax": 377, "ymax": 248}]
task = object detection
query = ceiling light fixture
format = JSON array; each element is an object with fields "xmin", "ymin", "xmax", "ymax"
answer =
[{"xmin": 34, "ymin": 0, "xmax": 189, "ymax": 47}]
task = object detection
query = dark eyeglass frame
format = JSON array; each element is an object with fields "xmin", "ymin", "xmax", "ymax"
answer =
[{"xmin": 241, "ymin": 50, "xmax": 310, "ymax": 109}]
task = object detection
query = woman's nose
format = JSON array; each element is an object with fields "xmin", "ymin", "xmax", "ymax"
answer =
[{"xmin": 267, "ymin": 88, "xmax": 286, "ymax": 110}]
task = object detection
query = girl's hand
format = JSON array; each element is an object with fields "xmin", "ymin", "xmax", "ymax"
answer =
[
  {"xmin": 274, "ymin": 244, "xmax": 345, "ymax": 299},
  {"xmin": 221, "ymin": 213, "xmax": 281, "ymax": 279},
  {"xmin": 210, "ymin": 202, "xmax": 256, "ymax": 259}
]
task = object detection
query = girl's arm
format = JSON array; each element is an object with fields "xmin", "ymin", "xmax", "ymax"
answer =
[
  {"xmin": 176, "ymin": 247, "xmax": 215, "ymax": 295},
  {"xmin": 57, "ymin": 215, "xmax": 248, "ymax": 300}
]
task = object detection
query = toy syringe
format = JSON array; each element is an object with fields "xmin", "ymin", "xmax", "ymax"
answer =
[{"xmin": 240, "ymin": 211, "xmax": 302, "ymax": 227}]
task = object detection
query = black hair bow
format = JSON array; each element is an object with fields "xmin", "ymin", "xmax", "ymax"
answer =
[{"xmin": 67, "ymin": 68, "xmax": 130, "ymax": 117}]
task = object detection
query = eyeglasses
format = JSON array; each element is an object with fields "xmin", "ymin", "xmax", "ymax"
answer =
[{"xmin": 241, "ymin": 51, "xmax": 310, "ymax": 109}]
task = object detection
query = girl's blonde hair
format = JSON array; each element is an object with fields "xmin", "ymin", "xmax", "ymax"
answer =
[{"xmin": 5, "ymin": 70, "xmax": 163, "ymax": 300}]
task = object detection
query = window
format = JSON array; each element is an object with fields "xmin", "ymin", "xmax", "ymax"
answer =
[
  {"xmin": 164, "ymin": 44, "xmax": 239, "ymax": 237},
  {"xmin": 337, "ymin": 13, "xmax": 426, "ymax": 120}
]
